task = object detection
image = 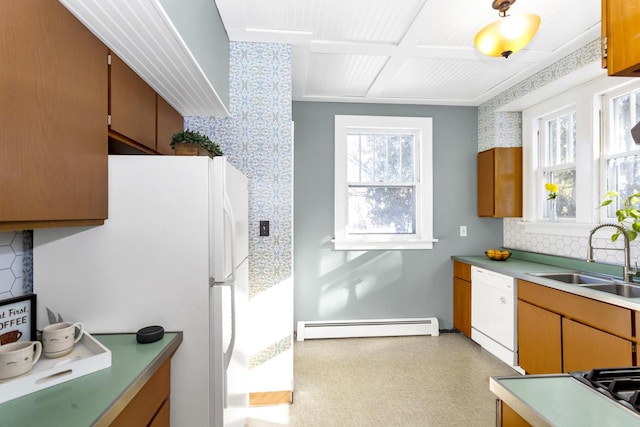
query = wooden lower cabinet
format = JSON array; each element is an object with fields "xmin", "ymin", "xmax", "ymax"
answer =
[
  {"xmin": 562, "ymin": 317, "xmax": 633, "ymax": 372},
  {"xmin": 518, "ymin": 279, "xmax": 635, "ymax": 375},
  {"xmin": 453, "ymin": 277, "xmax": 471, "ymax": 337},
  {"xmin": 111, "ymin": 358, "xmax": 171, "ymax": 427},
  {"xmin": 453, "ymin": 261, "xmax": 472, "ymax": 338},
  {"xmin": 499, "ymin": 401, "xmax": 531, "ymax": 427},
  {"xmin": 518, "ymin": 300, "xmax": 562, "ymax": 374}
]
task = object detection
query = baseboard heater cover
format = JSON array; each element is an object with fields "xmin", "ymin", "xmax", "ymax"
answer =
[{"xmin": 296, "ymin": 318, "xmax": 440, "ymax": 341}]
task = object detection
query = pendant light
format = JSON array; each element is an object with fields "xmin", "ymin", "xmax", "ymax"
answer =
[{"xmin": 474, "ymin": 0, "xmax": 541, "ymax": 58}]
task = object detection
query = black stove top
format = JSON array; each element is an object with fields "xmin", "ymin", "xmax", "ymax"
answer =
[{"xmin": 570, "ymin": 368, "xmax": 640, "ymax": 414}]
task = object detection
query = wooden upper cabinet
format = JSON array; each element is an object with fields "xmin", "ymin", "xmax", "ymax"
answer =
[
  {"xmin": 602, "ymin": 0, "xmax": 640, "ymax": 77},
  {"xmin": 0, "ymin": 0, "xmax": 108, "ymax": 230},
  {"xmin": 156, "ymin": 95, "xmax": 184, "ymax": 155},
  {"xmin": 109, "ymin": 54, "xmax": 157, "ymax": 151},
  {"xmin": 478, "ymin": 147, "xmax": 522, "ymax": 218}
]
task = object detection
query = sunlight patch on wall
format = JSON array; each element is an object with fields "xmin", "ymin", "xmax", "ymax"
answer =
[{"xmin": 318, "ymin": 251, "xmax": 403, "ymax": 317}]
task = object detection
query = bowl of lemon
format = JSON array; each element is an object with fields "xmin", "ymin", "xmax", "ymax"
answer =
[{"xmin": 485, "ymin": 249, "xmax": 511, "ymax": 261}]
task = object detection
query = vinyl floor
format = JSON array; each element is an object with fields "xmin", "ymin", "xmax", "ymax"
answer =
[{"xmin": 246, "ymin": 332, "xmax": 519, "ymax": 426}]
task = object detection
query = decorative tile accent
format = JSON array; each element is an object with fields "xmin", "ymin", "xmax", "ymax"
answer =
[{"xmin": 0, "ymin": 231, "xmax": 29, "ymax": 301}]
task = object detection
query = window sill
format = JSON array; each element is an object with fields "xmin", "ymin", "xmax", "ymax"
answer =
[
  {"xmin": 333, "ymin": 239, "xmax": 439, "ymax": 251},
  {"xmin": 518, "ymin": 221, "xmax": 596, "ymax": 237}
]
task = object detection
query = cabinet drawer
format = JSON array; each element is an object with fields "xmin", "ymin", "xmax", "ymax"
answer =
[
  {"xmin": 111, "ymin": 357, "xmax": 171, "ymax": 427},
  {"xmin": 453, "ymin": 261, "xmax": 471, "ymax": 281},
  {"xmin": 518, "ymin": 280, "xmax": 632, "ymax": 339}
]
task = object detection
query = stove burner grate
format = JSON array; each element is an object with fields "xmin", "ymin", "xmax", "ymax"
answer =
[{"xmin": 570, "ymin": 367, "xmax": 640, "ymax": 414}]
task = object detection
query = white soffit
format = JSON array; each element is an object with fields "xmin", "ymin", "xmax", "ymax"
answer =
[{"xmin": 59, "ymin": 0, "xmax": 229, "ymax": 117}]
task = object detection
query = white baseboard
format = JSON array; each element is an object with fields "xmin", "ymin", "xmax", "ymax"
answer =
[{"xmin": 296, "ymin": 318, "xmax": 440, "ymax": 341}]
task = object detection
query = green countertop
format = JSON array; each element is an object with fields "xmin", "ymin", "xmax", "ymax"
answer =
[
  {"xmin": 0, "ymin": 332, "xmax": 182, "ymax": 427},
  {"xmin": 490, "ymin": 375, "xmax": 640, "ymax": 426},
  {"xmin": 453, "ymin": 252, "xmax": 640, "ymax": 311}
]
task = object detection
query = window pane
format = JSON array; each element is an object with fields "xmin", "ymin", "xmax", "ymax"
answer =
[
  {"xmin": 347, "ymin": 134, "xmax": 361, "ymax": 182},
  {"xmin": 347, "ymin": 132, "xmax": 416, "ymax": 184},
  {"xmin": 545, "ymin": 170, "xmax": 576, "ymax": 218},
  {"xmin": 546, "ymin": 112, "xmax": 575, "ymax": 166},
  {"xmin": 606, "ymin": 155, "xmax": 640, "ymax": 215},
  {"xmin": 611, "ymin": 93, "xmax": 633, "ymax": 154},
  {"xmin": 347, "ymin": 186, "xmax": 415, "ymax": 234},
  {"xmin": 401, "ymin": 135, "xmax": 414, "ymax": 181}
]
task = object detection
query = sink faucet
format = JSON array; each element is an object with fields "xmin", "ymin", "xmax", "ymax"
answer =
[{"xmin": 587, "ymin": 223, "xmax": 638, "ymax": 282}]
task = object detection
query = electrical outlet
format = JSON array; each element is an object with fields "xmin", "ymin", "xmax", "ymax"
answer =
[
  {"xmin": 460, "ymin": 226, "xmax": 467, "ymax": 237},
  {"xmin": 259, "ymin": 221, "xmax": 270, "ymax": 236}
]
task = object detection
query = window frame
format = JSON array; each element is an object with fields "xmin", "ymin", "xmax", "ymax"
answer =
[
  {"xmin": 601, "ymin": 84, "xmax": 640, "ymax": 220},
  {"xmin": 538, "ymin": 107, "xmax": 577, "ymax": 220},
  {"xmin": 521, "ymin": 76, "xmax": 640, "ymax": 236},
  {"xmin": 334, "ymin": 115, "xmax": 436, "ymax": 250}
]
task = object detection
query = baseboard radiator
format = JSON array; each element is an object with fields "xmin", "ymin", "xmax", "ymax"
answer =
[{"xmin": 296, "ymin": 317, "xmax": 439, "ymax": 341}]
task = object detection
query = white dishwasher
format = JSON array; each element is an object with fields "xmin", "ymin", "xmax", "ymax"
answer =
[{"xmin": 471, "ymin": 266, "xmax": 518, "ymax": 367}]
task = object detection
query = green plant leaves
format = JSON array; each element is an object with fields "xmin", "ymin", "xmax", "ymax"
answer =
[
  {"xmin": 170, "ymin": 129, "xmax": 223, "ymax": 156},
  {"xmin": 601, "ymin": 191, "xmax": 640, "ymax": 242}
]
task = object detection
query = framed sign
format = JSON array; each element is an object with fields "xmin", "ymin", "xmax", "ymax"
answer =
[{"xmin": 0, "ymin": 294, "xmax": 36, "ymax": 345}]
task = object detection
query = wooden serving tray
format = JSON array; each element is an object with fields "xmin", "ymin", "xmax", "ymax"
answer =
[{"xmin": 0, "ymin": 331, "xmax": 111, "ymax": 404}]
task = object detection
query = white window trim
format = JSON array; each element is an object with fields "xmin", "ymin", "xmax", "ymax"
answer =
[
  {"xmin": 520, "ymin": 75, "xmax": 639, "ymax": 236},
  {"xmin": 334, "ymin": 115, "xmax": 436, "ymax": 250}
]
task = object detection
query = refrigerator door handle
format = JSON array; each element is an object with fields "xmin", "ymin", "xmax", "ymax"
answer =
[{"xmin": 212, "ymin": 280, "xmax": 236, "ymax": 409}]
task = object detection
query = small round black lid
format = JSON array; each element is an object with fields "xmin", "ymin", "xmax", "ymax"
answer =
[{"xmin": 136, "ymin": 325, "xmax": 164, "ymax": 344}]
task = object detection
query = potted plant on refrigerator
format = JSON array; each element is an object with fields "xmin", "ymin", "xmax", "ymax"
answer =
[{"xmin": 170, "ymin": 129, "xmax": 223, "ymax": 158}]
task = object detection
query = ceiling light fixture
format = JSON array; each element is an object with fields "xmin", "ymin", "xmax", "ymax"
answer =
[{"xmin": 474, "ymin": 0, "xmax": 541, "ymax": 59}]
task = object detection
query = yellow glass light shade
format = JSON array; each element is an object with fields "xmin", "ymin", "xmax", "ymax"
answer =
[{"xmin": 474, "ymin": 13, "xmax": 541, "ymax": 58}]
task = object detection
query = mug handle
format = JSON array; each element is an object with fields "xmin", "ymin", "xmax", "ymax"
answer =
[
  {"xmin": 73, "ymin": 322, "xmax": 84, "ymax": 344},
  {"xmin": 32, "ymin": 341, "xmax": 42, "ymax": 365},
  {"xmin": 16, "ymin": 331, "xmax": 22, "ymax": 340}
]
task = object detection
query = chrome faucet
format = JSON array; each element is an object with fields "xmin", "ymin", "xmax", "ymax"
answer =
[{"xmin": 587, "ymin": 223, "xmax": 638, "ymax": 282}]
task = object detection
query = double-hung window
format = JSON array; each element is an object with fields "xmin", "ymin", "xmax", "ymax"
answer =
[
  {"xmin": 334, "ymin": 115, "xmax": 435, "ymax": 250},
  {"xmin": 602, "ymin": 86, "xmax": 640, "ymax": 217},
  {"xmin": 538, "ymin": 109, "xmax": 577, "ymax": 220}
]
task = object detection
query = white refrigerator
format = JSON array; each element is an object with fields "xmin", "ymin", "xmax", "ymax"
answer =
[{"xmin": 33, "ymin": 155, "xmax": 249, "ymax": 427}]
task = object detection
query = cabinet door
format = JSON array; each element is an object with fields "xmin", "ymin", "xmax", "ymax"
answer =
[
  {"xmin": 518, "ymin": 300, "xmax": 562, "ymax": 374},
  {"xmin": 453, "ymin": 277, "xmax": 471, "ymax": 338},
  {"xmin": 111, "ymin": 358, "xmax": 171, "ymax": 426},
  {"xmin": 562, "ymin": 317, "xmax": 633, "ymax": 372},
  {"xmin": 156, "ymin": 95, "xmax": 183, "ymax": 155},
  {"xmin": 0, "ymin": 0, "xmax": 107, "ymax": 229},
  {"xmin": 110, "ymin": 54, "xmax": 157, "ymax": 150},
  {"xmin": 499, "ymin": 401, "xmax": 531, "ymax": 427},
  {"xmin": 477, "ymin": 148, "xmax": 522, "ymax": 218},
  {"xmin": 603, "ymin": 0, "xmax": 640, "ymax": 77}
]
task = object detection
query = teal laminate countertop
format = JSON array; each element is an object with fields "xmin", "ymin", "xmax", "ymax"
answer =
[
  {"xmin": 0, "ymin": 332, "xmax": 182, "ymax": 427},
  {"xmin": 490, "ymin": 374, "xmax": 640, "ymax": 426},
  {"xmin": 453, "ymin": 251, "xmax": 640, "ymax": 311}
]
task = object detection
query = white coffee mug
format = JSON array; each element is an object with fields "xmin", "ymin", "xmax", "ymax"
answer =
[
  {"xmin": 0, "ymin": 341, "xmax": 42, "ymax": 380},
  {"xmin": 42, "ymin": 322, "xmax": 84, "ymax": 358}
]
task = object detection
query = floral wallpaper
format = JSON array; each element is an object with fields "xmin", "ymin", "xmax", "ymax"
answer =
[
  {"xmin": 185, "ymin": 42, "xmax": 294, "ymax": 393},
  {"xmin": 478, "ymin": 38, "xmax": 601, "ymax": 152}
]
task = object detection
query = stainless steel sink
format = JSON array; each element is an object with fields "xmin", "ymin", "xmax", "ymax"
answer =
[
  {"xmin": 579, "ymin": 283, "xmax": 640, "ymax": 298},
  {"xmin": 527, "ymin": 272, "xmax": 616, "ymax": 285}
]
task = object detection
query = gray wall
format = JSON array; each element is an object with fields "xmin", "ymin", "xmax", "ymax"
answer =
[
  {"xmin": 292, "ymin": 102, "xmax": 502, "ymax": 330},
  {"xmin": 160, "ymin": 0, "xmax": 230, "ymax": 109}
]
